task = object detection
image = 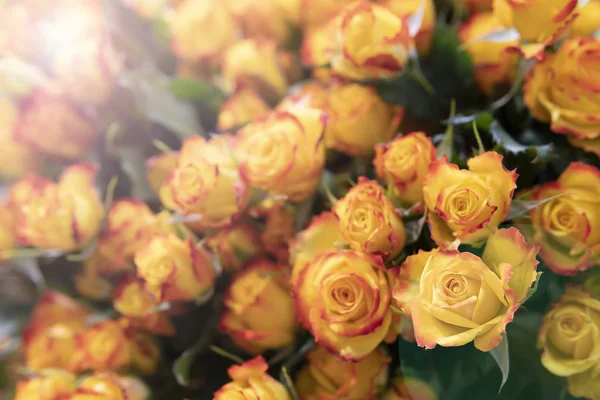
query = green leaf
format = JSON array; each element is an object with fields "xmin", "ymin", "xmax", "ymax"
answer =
[
  {"xmin": 522, "ymin": 271, "xmax": 544, "ymax": 304},
  {"xmin": 489, "ymin": 335, "xmax": 510, "ymax": 394},
  {"xmin": 170, "ymin": 78, "xmax": 217, "ymax": 101},
  {"xmin": 489, "ymin": 121, "xmax": 553, "ymax": 160}
]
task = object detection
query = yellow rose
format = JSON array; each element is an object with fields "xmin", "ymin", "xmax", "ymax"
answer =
[
  {"xmin": 333, "ymin": 178, "xmax": 406, "ymax": 258},
  {"xmin": 145, "ymin": 150, "xmax": 178, "ymax": 202},
  {"xmin": 382, "ymin": 376, "xmax": 438, "ymax": 400},
  {"xmin": 15, "ymin": 90, "xmax": 97, "ymax": 159},
  {"xmin": 295, "ymin": 345, "xmax": 390, "ymax": 400},
  {"xmin": 237, "ymin": 108, "xmax": 326, "ymax": 202},
  {"xmin": 538, "ymin": 287, "xmax": 600, "ymax": 379},
  {"xmin": 70, "ymin": 320, "xmax": 132, "ymax": 372},
  {"xmin": 527, "ymin": 162, "xmax": 600, "ymax": 275},
  {"xmin": 217, "ymin": 88, "xmax": 271, "ymax": 131},
  {"xmin": 71, "ymin": 374, "xmax": 127, "ymax": 400},
  {"xmin": 220, "ymin": 258, "xmax": 296, "ymax": 354},
  {"xmin": 423, "ymin": 152, "xmax": 517, "ymax": 248},
  {"xmin": 378, "ymin": 0, "xmax": 436, "ymax": 55},
  {"xmin": 205, "ymin": 222, "xmax": 263, "ymax": 271},
  {"xmin": 459, "ymin": 12, "xmax": 519, "ymax": 96},
  {"xmin": 222, "ymin": 39, "xmax": 288, "ymax": 99},
  {"xmin": 10, "ymin": 163, "xmax": 104, "ymax": 251},
  {"xmin": 225, "ymin": 0, "xmax": 289, "ymax": 43},
  {"xmin": 524, "ymin": 38, "xmax": 600, "ymax": 149},
  {"xmin": 293, "ymin": 249, "xmax": 398, "ymax": 361},
  {"xmin": 570, "ymin": 0, "xmax": 600, "ymax": 37},
  {"xmin": 164, "ymin": 135, "xmax": 250, "ymax": 231},
  {"xmin": 214, "ymin": 356, "xmax": 292, "ymax": 399},
  {"xmin": 374, "ymin": 132, "xmax": 437, "ymax": 206},
  {"xmin": 134, "ymin": 234, "xmax": 215, "ymax": 302},
  {"xmin": 567, "ymin": 366, "xmax": 600, "ymax": 400},
  {"xmin": 300, "ymin": 19, "xmax": 337, "ymax": 81},
  {"xmin": 300, "ymin": 0, "xmax": 347, "ymax": 28},
  {"xmin": 169, "ymin": 0, "xmax": 236, "ymax": 62},
  {"xmin": 325, "ymin": 83, "xmax": 404, "ymax": 157},
  {"xmin": 394, "ymin": 228, "xmax": 538, "ymax": 351},
  {"xmin": 14, "ymin": 370, "xmax": 77, "ymax": 400},
  {"xmin": 0, "ymin": 98, "xmax": 40, "ymax": 179},
  {"xmin": 329, "ymin": 3, "xmax": 414, "ymax": 80}
]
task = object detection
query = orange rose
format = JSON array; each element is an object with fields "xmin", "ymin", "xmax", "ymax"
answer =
[
  {"xmin": 374, "ymin": 132, "xmax": 437, "ymax": 206},
  {"xmin": 293, "ymin": 249, "xmax": 398, "ymax": 361},
  {"xmin": 379, "ymin": 0, "xmax": 436, "ymax": 55},
  {"xmin": 382, "ymin": 376, "xmax": 438, "ymax": 400},
  {"xmin": 295, "ymin": 345, "xmax": 390, "ymax": 400},
  {"xmin": 14, "ymin": 370, "xmax": 77, "ymax": 400},
  {"xmin": 217, "ymin": 88, "xmax": 271, "ymax": 131},
  {"xmin": 205, "ymin": 222, "xmax": 263, "ymax": 271},
  {"xmin": 70, "ymin": 320, "xmax": 132, "ymax": 372},
  {"xmin": 423, "ymin": 152, "xmax": 517, "ymax": 248},
  {"xmin": 0, "ymin": 98, "xmax": 40, "ymax": 179}
]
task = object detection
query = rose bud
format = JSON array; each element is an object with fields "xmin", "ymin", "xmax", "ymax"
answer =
[
  {"xmin": 538, "ymin": 287, "xmax": 600, "ymax": 388},
  {"xmin": 220, "ymin": 258, "xmax": 295, "ymax": 354},
  {"xmin": 423, "ymin": 152, "xmax": 517, "ymax": 248},
  {"xmin": 300, "ymin": 0, "xmax": 347, "ymax": 28},
  {"xmin": 374, "ymin": 132, "xmax": 436, "ymax": 207},
  {"xmin": 0, "ymin": 204, "xmax": 15, "ymax": 258},
  {"xmin": 570, "ymin": 0, "xmax": 600, "ymax": 37},
  {"xmin": 329, "ymin": 3, "xmax": 414, "ymax": 80},
  {"xmin": 145, "ymin": 150, "xmax": 178, "ymax": 202},
  {"xmin": 9, "ymin": 163, "xmax": 104, "ymax": 251},
  {"xmin": 205, "ymin": 222, "xmax": 263, "ymax": 272},
  {"xmin": 0, "ymin": 98, "xmax": 40, "ymax": 180},
  {"xmin": 134, "ymin": 234, "xmax": 216, "ymax": 302},
  {"xmin": 526, "ymin": 162, "xmax": 600, "ymax": 275},
  {"xmin": 14, "ymin": 370, "xmax": 77, "ymax": 400},
  {"xmin": 525, "ymin": 38, "xmax": 600, "ymax": 154},
  {"xmin": 293, "ymin": 249, "xmax": 398, "ymax": 361},
  {"xmin": 394, "ymin": 228, "xmax": 538, "ymax": 351},
  {"xmin": 237, "ymin": 108, "xmax": 326, "ymax": 202},
  {"xmin": 382, "ymin": 376, "xmax": 438, "ymax": 400},
  {"xmin": 163, "ymin": 135, "xmax": 250, "ymax": 231},
  {"xmin": 216, "ymin": 88, "xmax": 271, "ymax": 131},
  {"xmin": 325, "ymin": 83, "xmax": 404, "ymax": 157},
  {"xmin": 333, "ymin": 178, "xmax": 405, "ymax": 258},
  {"xmin": 222, "ymin": 39, "xmax": 289, "ymax": 99},
  {"xmin": 170, "ymin": 0, "xmax": 237, "ymax": 62},
  {"xmin": 14, "ymin": 90, "xmax": 96, "ymax": 159},
  {"xmin": 459, "ymin": 12, "xmax": 519, "ymax": 96},
  {"xmin": 214, "ymin": 356, "xmax": 292, "ymax": 399},
  {"xmin": 70, "ymin": 320, "xmax": 132, "ymax": 372},
  {"xmin": 300, "ymin": 18, "xmax": 337, "ymax": 81},
  {"xmin": 226, "ymin": 0, "xmax": 289, "ymax": 43},
  {"xmin": 296, "ymin": 345, "xmax": 390, "ymax": 400},
  {"xmin": 128, "ymin": 331, "xmax": 160, "ymax": 374},
  {"xmin": 379, "ymin": 0, "xmax": 436, "ymax": 55}
]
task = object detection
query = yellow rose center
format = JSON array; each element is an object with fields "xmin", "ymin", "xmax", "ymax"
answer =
[
  {"xmin": 431, "ymin": 271, "xmax": 482, "ymax": 320},
  {"xmin": 320, "ymin": 274, "xmax": 370, "ymax": 323},
  {"xmin": 547, "ymin": 202, "xmax": 579, "ymax": 233},
  {"xmin": 548, "ymin": 306, "xmax": 593, "ymax": 358},
  {"xmin": 447, "ymin": 189, "xmax": 480, "ymax": 220}
]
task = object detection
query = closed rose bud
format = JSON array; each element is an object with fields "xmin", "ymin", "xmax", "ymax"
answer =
[
  {"xmin": 217, "ymin": 88, "xmax": 271, "ymax": 131},
  {"xmin": 15, "ymin": 90, "xmax": 96, "ymax": 159},
  {"xmin": 379, "ymin": 0, "xmax": 436, "ymax": 55},
  {"xmin": 394, "ymin": 228, "xmax": 538, "ymax": 351},
  {"xmin": 329, "ymin": 3, "xmax": 414, "ymax": 80},
  {"xmin": 0, "ymin": 98, "xmax": 40, "ymax": 179},
  {"xmin": 205, "ymin": 222, "xmax": 263, "ymax": 272},
  {"xmin": 325, "ymin": 84, "xmax": 404, "ymax": 157},
  {"xmin": 71, "ymin": 320, "xmax": 131, "ymax": 372},
  {"xmin": 170, "ymin": 0, "xmax": 237, "ymax": 62},
  {"xmin": 220, "ymin": 258, "xmax": 296, "ymax": 354},
  {"xmin": 135, "ymin": 234, "xmax": 215, "ymax": 302},
  {"xmin": 570, "ymin": 0, "xmax": 600, "ymax": 37},
  {"xmin": 423, "ymin": 152, "xmax": 517, "ymax": 248},
  {"xmin": 459, "ymin": 12, "xmax": 519, "ymax": 96},
  {"xmin": 237, "ymin": 108, "xmax": 326, "ymax": 202},
  {"xmin": 374, "ymin": 132, "xmax": 437, "ymax": 207},
  {"xmin": 293, "ymin": 249, "xmax": 398, "ymax": 361},
  {"xmin": 222, "ymin": 39, "xmax": 289, "ymax": 99},
  {"xmin": 301, "ymin": 19, "xmax": 337, "ymax": 81},
  {"xmin": 214, "ymin": 356, "xmax": 292, "ymax": 399},
  {"xmin": 164, "ymin": 135, "xmax": 250, "ymax": 231},
  {"xmin": 333, "ymin": 178, "xmax": 405, "ymax": 258},
  {"xmin": 527, "ymin": 162, "xmax": 600, "ymax": 275},
  {"xmin": 382, "ymin": 376, "xmax": 438, "ymax": 400},
  {"xmin": 295, "ymin": 345, "xmax": 390, "ymax": 400},
  {"xmin": 145, "ymin": 151, "xmax": 178, "ymax": 202},
  {"xmin": 0, "ymin": 204, "xmax": 15, "ymax": 257},
  {"xmin": 128, "ymin": 331, "xmax": 160, "ymax": 374},
  {"xmin": 71, "ymin": 374, "xmax": 127, "ymax": 400},
  {"xmin": 14, "ymin": 370, "xmax": 77, "ymax": 400},
  {"xmin": 10, "ymin": 163, "xmax": 104, "ymax": 251},
  {"xmin": 225, "ymin": 0, "xmax": 289, "ymax": 43},
  {"xmin": 538, "ymin": 287, "xmax": 600, "ymax": 380}
]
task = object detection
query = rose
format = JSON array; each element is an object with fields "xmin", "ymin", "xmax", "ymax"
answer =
[
  {"xmin": 70, "ymin": 320, "xmax": 132, "ymax": 372},
  {"xmin": 527, "ymin": 162, "xmax": 600, "ymax": 274},
  {"xmin": 524, "ymin": 38, "xmax": 600, "ymax": 154},
  {"xmin": 394, "ymin": 228, "xmax": 538, "ymax": 351},
  {"xmin": 220, "ymin": 258, "xmax": 296, "ymax": 354},
  {"xmin": 225, "ymin": 0, "xmax": 289, "ymax": 43},
  {"xmin": 538, "ymin": 287, "xmax": 600, "ymax": 380},
  {"xmin": 324, "ymin": 84, "xmax": 404, "ymax": 157},
  {"xmin": 222, "ymin": 39, "xmax": 289, "ymax": 99},
  {"xmin": 169, "ymin": 0, "xmax": 236, "ymax": 62},
  {"xmin": 134, "ymin": 234, "xmax": 215, "ymax": 302},
  {"xmin": 333, "ymin": 178, "xmax": 406, "ymax": 258},
  {"xmin": 9, "ymin": 163, "xmax": 104, "ymax": 251},
  {"xmin": 114, "ymin": 375, "xmax": 151, "ymax": 400},
  {"xmin": 237, "ymin": 108, "xmax": 326, "ymax": 202},
  {"xmin": 205, "ymin": 222, "xmax": 263, "ymax": 271},
  {"xmin": 378, "ymin": 0, "xmax": 436, "ymax": 55},
  {"xmin": 163, "ymin": 135, "xmax": 250, "ymax": 231},
  {"xmin": 459, "ymin": 12, "xmax": 519, "ymax": 96},
  {"xmin": 217, "ymin": 88, "xmax": 271, "ymax": 131},
  {"xmin": 423, "ymin": 152, "xmax": 517, "ymax": 248},
  {"xmin": 295, "ymin": 345, "xmax": 390, "ymax": 400},
  {"xmin": 71, "ymin": 373, "xmax": 148, "ymax": 400},
  {"xmin": 374, "ymin": 132, "xmax": 437, "ymax": 206},
  {"xmin": 14, "ymin": 90, "xmax": 96, "ymax": 159},
  {"xmin": 0, "ymin": 98, "xmax": 40, "ymax": 179},
  {"xmin": 293, "ymin": 249, "xmax": 398, "ymax": 361},
  {"xmin": 14, "ymin": 370, "xmax": 77, "ymax": 400},
  {"xmin": 571, "ymin": 0, "xmax": 600, "ymax": 37},
  {"xmin": 329, "ymin": 3, "xmax": 414, "ymax": 80},
  {"xmin": 382, "ymin": 376, "xmax": 438, "ymax": 400},
  {"xmin": 214, "ymin": 356, "xmax": 292, "ymax": 399},
  {"xmin": 145, "ymin": 151, "xmax": 178, "ymax": 203}
]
